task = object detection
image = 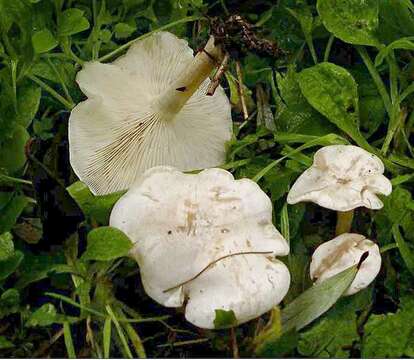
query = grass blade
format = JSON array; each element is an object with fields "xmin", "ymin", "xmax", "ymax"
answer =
[
  {"xmin": 106, "ymin": 305, "xmax": 133, "ymax": 359},
  {"xmin": 63, "ymin": 322, "xmax": 76, "ymax": 359},
  {"xmin": 103, "ymin": 317, "xmax": 112, "ymax": 358}
]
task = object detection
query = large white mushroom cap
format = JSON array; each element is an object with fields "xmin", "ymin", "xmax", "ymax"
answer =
[
  {"xmin": 69, "ymin": 31, "xmax": 232, "ymax": 195},
  {"xmin": 310, "ymin": 233, "xmax": 381, "ymax": 296},
  {"xmin": 287, "ymin": 145, "xmax": 392, "ymax": 211},
  {"xmin": 110, "ymin": 166, "xmax": 290, "ymax": 329}
]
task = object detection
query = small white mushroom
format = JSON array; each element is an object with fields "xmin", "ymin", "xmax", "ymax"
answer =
[
  {"xmin": 110, "ymin": 166, "xmax": 290, "ymax": 329},
  {"xmin": 69, "ymin": 32, "xmax": 232, "ymax": 195},
  {"xmin": 287, "ymin": 145, "xmax": 392, "ymax": 234},
  {"xmin": 310, "ymin": 233, "xmax": 381, "ymax": 296},
  {"xmin": 287, "ymin": 145, "xmax": 392, "ymax": 211}
]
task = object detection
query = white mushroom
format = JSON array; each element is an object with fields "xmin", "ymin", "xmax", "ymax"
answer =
[
  {"xmin": 287, "ymin": 145, "xmax": 392, "ymax": 234},
  {"xmin": 69, "ymin": 31, "xmax": 232, "ymax": 195},
  {"xmin": 110, "ymin": 166, "xmax": 290, "ymax": 329},
  {"xmin": 310, "ymin": 233, "xmax": 381, "ymax": 296}
]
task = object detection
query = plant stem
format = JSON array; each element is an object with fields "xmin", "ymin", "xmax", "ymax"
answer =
[
  {"xmin": 324, "ymin": 34, "xmax": 334, "ymax": 62},
  {"xmin": 380, "ymin": 243, "xmax": 397, "ymax": 253},
  {"xmin": 0, "ymin": 174, "xmax": 32, "ymax": 185},
  {"xmin": 356, "ymin": 46, "xmax": 392, "ymax": 117},
  {"xmin": 236, "ymin": 61, "xmax": 249, "ymax": 120},
  {"xmin": 106, "ymin": 305, "xmax": 133, "ymax": 359},
  {"xmin": 46, "ymin": 57, "xmax": 74, "ymax": 104},
  {"xmin": 335, "ymin": 210, "xmax": 354, "ymax": 236},
  {"xmin": 230, "ymin": 327, "xmax": 239, "ymax": 358},
  {"xmin": 27, "ymin": 74, "xmax": 75, "ymax": 110},
  {"xmin": 306, "ymin": 35, "xmax": 318, "ymax": 64}
]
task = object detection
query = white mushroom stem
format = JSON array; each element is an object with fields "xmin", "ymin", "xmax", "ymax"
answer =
[
  {"xmin": 336, "ymin": 210, "xmax": 354, "ymax": 236},
  {"xmin": 156, "ymin": 36, "xmax": 224, "ymax": 115}
]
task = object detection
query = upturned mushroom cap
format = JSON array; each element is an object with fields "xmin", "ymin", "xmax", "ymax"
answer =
[
  {"xmin": 287, "ymin": 145, "xmax": 392, "ymax": 211},
  {"xmin": 310, "ymin": 233, "xmax": 381, "ymax": 296},
  {"xmin": 110, "ymin": 166, "xmax": 290, "ymax": 329},
  {"xmin": 69, "ymin": 31, "xmax": 232, "ymax": 195}
]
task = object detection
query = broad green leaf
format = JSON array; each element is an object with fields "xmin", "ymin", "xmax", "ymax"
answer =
[
  {"xmin": 362, "ymin": 297, "xmax": 414, "ymax": 357},
  {"xmin": 83, "ymin": 227, "xmax": 133, "ymax": 261},
  {"xmin": 375, "ymin": 37, "xmax": 414, "ymax": 66},
  {"xmin": 0, "ymin": 126, "xmax": 30, "ymax": 173},
  {"xmin": 0, "ymin": 232, "xmax": 14, "ymax": 261},
  {"xmin": 213, "ymin": 309, "xmax": 237, "ymax": 329},
  {"xmin": 32, "ymin": 29, "xmax": 58, "ymax": 53},
  {"xmin": 298, "ymin": 291, "xmax": 370, "ymax": 357},
  {"xmin": 272, "ymin": 68, "xmax": 335, "ymax": 136},
  {"xmin": 67, "ymin": 181, "xmax": 125, "ymax": 224},
  {"xmin": 392, "ymin": 225, "xmax": 414, "ymax": 276},
  {"xmin": 298, "ymin": 62, "xmax": 370, "ymax": 149},
  {"xmin": 317, "ymin": 0, "xmax": 380, "ymax": 47},
  {"xmin": 26, "ymin": 303, "xmax": 58, "ymax": 327},
  {"xmin": 58, "ymin": 8, "xmax": 90, "ymax": 36},
  {"xmin": 378, "ymin": 0, "xmax": 414, "ymax": 44},
  {"xmin": 281, "ymin": 262, "xmax": 359, "ymax": 333},
  {"xmin": 0, "ymin": 251, "xmax": 24, "ymax": 280},
  {"xmin": 0, "ymin": 195, "xmax": 28, "ymax": 234}
]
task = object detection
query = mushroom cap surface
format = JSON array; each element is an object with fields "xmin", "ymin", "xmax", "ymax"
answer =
[
  {"xmin": 110, "ymin": 166, "xmax": 290, "ymax": 329},
  {"xmin": 310, "ymin": 233, "xmax": 381, "ymax": 296},
  {"xmin": 69, "ymin": 31, "xmax": 232, "ymax": 195},
  {"xmin": 287, "ymin": 145, "xmax": 392, "ymax": 211}
]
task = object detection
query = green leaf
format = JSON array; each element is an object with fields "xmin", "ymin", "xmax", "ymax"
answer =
[
  {"xmin": 281, "ymin": 262, "xmax": 359, "ymax": 333},
  {"xmin": 114, "ymin": 22, "xmax": 136, "ymax": 39},
  {"xmin": 0, "ymin": 251, "xmax": 24, "ymax": 280},
  {"xmin": 0, "ymin": 126, "xmax": 30, "ymax": 173},
  {"xmin": 272, "ymin": 68, "xmax": 334, "ymax": 136},
  {"xmin": 375, "ymin": 37, "xmax": 414, "ymax": 66},
  {"xmin": 392, "ymin": 225, "xmax": 414, "ymax": 276},
  {"xmin": 0, "ymin": 336, "xmax": 13, "ymax": 350},
  {"xmin": 67, "ymin": 181, "xmax": 125, "ymax": 224},
  {"xmin": 317, "ymin": 0, "xmax": 380, "ymax": 47},
  {"xmin": 83, "ymin": 226, "xmax": 133, "ymax": 261},
  {"xmin": 298, "ymin": 62, "xmax": 370, "ymax": 149},
  {"xmin": 362, "ymin": 296, "xmax": 414, "ymax": 357},
  {"xmin": 0, "ymin": 288, "xmax": 20, "ymax": 319},
  {"xmin": 26, "ymin": 303, "xmax": 58, "ymax": 327},
  {"xmin": 0, "ymin": 232, "xmax": 14, "ymax": 261},
  {"xmin": 32, "ymin": 29, "xmax": 58, "ymax": 53},
  {"xmin": 377, "ymin": 0, "xmax": 414, "ymax": 44},
  {"xmin": 59, "ymin": 8, "xmax": 90, "ymax": 36},
  {"xmin": 213, "ymin": 309, "xmax": 238, "ymax": 329},
  {"xmin": 298, "ymin": 291, "xmax": 370, "ymax": 357},
  {"xmin": 0, "ymin": 195, "xmax": 29, "ymax": 234}
]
